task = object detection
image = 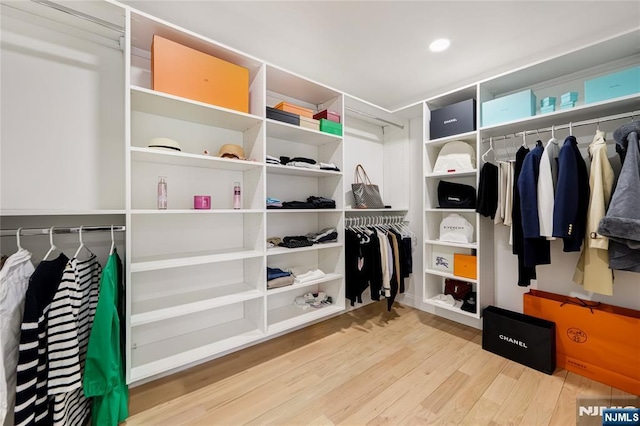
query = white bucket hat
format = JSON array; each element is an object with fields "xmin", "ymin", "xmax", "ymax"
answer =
[{"xmin": 433, "ymin": 141, "xmax": 476, "ymax": 173}]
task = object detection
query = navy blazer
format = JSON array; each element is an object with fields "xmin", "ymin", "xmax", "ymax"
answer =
[
  {"xmin": 553, "ymin": 136, "xmax": 590, "ymax": 252},
  {"xmin": 517, "ymin": 143, "xmax": 551, "ymax": 267}
]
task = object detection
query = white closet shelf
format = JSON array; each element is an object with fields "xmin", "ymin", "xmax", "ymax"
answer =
[
  {"xmin": 266, "ymin": 119, "xmax": 342, "ymax": 145},
  {"xmin": 266, "ymin": 273, "xmax": 343, "ymax": 295},
  {"xmin": 266, "ymin": 163, "xmax": 342, "ymax": 177},
  {"xmin": 267, "ymin": 304, "xmax": 344, "ymax": 335},
  {"xmin": 267, "ymin": 209, "xmax": 340, "ymax": 213},
  {"xmin": 131, "ymin": 283, "xmax": 263, "ymax": 326},
  {"xmin": 423, "ymin": 298, "xmax": 480, "ymax": 319},
  {"xmin": 267, "ymin": 242, "xmax": 342, "ymax": 256},
  {"xmin": 424, "ymin": 239, "xmax": 478, "ymax": 249},
  {"xmin": 479, "ymin": 94, "xmax": 640, "ymax": 137},
  {"xmin": 425, "ymin": 170, "xmax": 477, "ymax": 179},
  {"xmin": 131, "ymin": 147, "xmax": 264, "ymax": 171},
  {"xmin": 425, "ymin": 208, "xmax": 476, "ymax": 213},
  {"xmin": 425, "ymin": 131, "xmax": 477, "ymax": 147},
  {"xmin": 132, "ymin": 209, "xmax": 262, "ymax": 214},
  {"xmin": 425, "ymin": 268, "xmax": 478, "ymax": 283},
  {"xmin": 0, "ymin": 209, "xmax": 126, "ymax": 216},
  {"xmin": 130, "ymin": 319, "xmax": 264, "ymax": 382},
  {"xmin": 131, "ymin": 86, "xmax": 264, "ymax": 131},
  {"xmin": 131, "ymin": 249, "xmax": 263, "ymax": 272}
]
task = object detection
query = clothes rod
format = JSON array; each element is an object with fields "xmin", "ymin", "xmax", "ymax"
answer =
[
  {"xmin": 30, "ymin": 0, "xmax": 125, "ymax": 34},
  {"xmin": 345, "ymin": 215, "xmax": 408, "ymax": 226},
  {"xmin": 482, "ymin": 109, "xmax": 640, "ymax": 143},
  {"xmin": 345, "ymin": 107, "xmax": 405, "ymax": 129},
  {"xmin": 0, "ymin": 225, "xmax": 126, "ymax": 238}
]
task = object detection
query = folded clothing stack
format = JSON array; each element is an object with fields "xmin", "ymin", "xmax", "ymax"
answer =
[
  {"xmin": 293, "ymin": 269, "xmax": 326, "ymax": 284},
  {"xmin": 278, "ymin": 236, "xmax": 314, "ymax": 249},
  {"xmin": 266, "ymin": 154, "xmax": 281, "ymax": 165},
  {"xmin": 266, "ymin": 197, "xmax": 283, "ymax": 208},
  {"xmin": 267, "ymin": 267, "xmax": 294, "ymax": 289},
  {"xmin": 306, "ymin": 227, "xmax": 338, "ymax": 243},
  {"xmin": 307, "ymin": 196, "xmax": 336, "ymax": 209}
]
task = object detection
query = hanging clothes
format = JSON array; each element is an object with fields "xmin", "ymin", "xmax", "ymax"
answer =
[
  {"xmin": 345, "ymin": 229, "xmax": 372, "ymax": 306},
  {"xmin": 598, "ymin": 121, "xmax": 640, "ymax": 272},
  {"xmin": 512, "ymin": 146, "xmax": 537, "ymax": 286},
  {"xmin": 537, "ymin": 137, "xmax": 560, "ymax": 239},
  {"xmin": 517, "ymin": 141, "xmax": 551, "ymax": 268},
  {"xmin": 14, "ymin": 253, "xmax": 69, "ymax": 426},
  {"xmin": 83, "ymin": 251, "xmax": 129, "ymax": 426},
  {"xmin": 553, "ymin": 135, "xmax": 590, "ymax": 252},
  {"xmin": 476, "ymin": 162, "xmax": 499, "ymax": 219},
  {"xmin": 0, "ymin": 249, "xmax": 35, "ymax": 426},
  {"xmin": 387, "ymin": 232, "xmax": 401, "ymax": 310},
  {"xmin": 47, "ymin": 255, "xmax": 101, "ymax": 426},
  {"xmin": 574, "ymin": 130, "xmax": 615, "ymax": 294}
]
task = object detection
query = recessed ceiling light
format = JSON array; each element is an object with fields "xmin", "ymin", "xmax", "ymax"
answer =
[{"xmin": 429, "ymin": 38, "xmax": 450, "ymax": 52}]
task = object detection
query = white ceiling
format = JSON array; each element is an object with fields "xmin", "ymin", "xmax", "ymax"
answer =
[{"xmin": 122, "ymin": 1, "xmax": 640, "ymax": 110}]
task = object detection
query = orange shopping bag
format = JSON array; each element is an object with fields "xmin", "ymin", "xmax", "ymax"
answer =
[{"xmin": 523, "ymin": 289, "xmax": 640, "ymax": 395}]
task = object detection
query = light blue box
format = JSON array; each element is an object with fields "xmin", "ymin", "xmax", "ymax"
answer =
[
  {"xmin": 561, "ymin": 92, "xmax": 578, "ymax": 102},
  {"xmin": 541, "ymin": 97, "xmax": 556, "ymax": 107},
  {"xmin": 481, "ymin": 89, "xmax": 537, "ymax": 127},
  {"xmin": 585, "ymin": 65, "xmax": 640, "ymax": 104}
]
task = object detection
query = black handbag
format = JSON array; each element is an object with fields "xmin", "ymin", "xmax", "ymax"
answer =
[
  {"xmin": 482, "ymin": 305, "xmax": 556, "ymax": 375},
  {"xmin": 438, "ymin": 181, "xmax": 476, "ymax": 208}
]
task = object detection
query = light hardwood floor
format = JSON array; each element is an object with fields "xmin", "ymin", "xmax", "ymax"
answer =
[{"xmin": 125, "ymin": 303, "xmax": 639, "ymax": 425}]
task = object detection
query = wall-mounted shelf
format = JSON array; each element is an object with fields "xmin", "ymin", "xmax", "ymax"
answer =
[
  {"xmin": 131, "ymin": 249, "xmax": 263, "ymax": 272},
  {"xmin": 424, "ymin": 268, "xmax": 478, "ymax": 284},
  {"xmin": 266, "ymin": 119, "xmax": 342, "ymax": 145}
]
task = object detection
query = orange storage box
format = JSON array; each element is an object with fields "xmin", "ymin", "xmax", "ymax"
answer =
[
  {"xmin": 275, "ymin": 101, "xmax": 314, "ymax": 119},
  {"xmin": 152, "ymin": 35, "xmax": 249, "ymax": 113},
  {"xmin": 454, "ymin": 253, "xmax": 477, "ymax": 280}
]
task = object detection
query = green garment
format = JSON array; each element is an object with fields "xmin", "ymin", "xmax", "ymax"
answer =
[{"xmin": 83, "ymin": 251, "xmax": 129, "ymax": 425}]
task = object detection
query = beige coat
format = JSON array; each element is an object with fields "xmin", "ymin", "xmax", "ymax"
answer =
[{"xmin": 574, "ymin": 130, "xmax": 615, "ymax": 294}]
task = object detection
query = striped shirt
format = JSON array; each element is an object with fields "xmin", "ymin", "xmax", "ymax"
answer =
[
  {"xmin": 47, "ymin": 256, "xmax": 101, "ymax": 426},
  {"xmin": 14, "ymin": 254, "xmax": 68, "ymax": 426}
]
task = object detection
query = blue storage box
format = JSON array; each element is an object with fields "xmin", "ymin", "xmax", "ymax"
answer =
[
  {"xmin": 561, "ymin": 92, "xmax": 578, "ymax": 102},
  {"xmin": 481, "ymin": 89, "xmax": 537, "ymax": 127},
  {"xmin": 541, "ymin": 97, "xmax": 556, "ymax": 107},
  {"xmin": 584, "ymin": 65, "xmax": 640, "ymax": 104}
]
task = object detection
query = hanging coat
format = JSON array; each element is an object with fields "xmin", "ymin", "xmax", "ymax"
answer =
[
  {"xmin": 574, "ymin": 130, "xmax": 615, "ymax": 294},
  {"xmin": 598, "ymin": 121, "xmax": 640, "ymax": 272},
  {"xmin": 553, "ymin": 136, "xmax": 590, "ymax": 252},
  {"xmin": 83, "ymin": 251, "xmax": 129, "ymax": 426}
]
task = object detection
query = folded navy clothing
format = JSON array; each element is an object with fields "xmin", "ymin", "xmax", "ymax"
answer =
[
  {"xmin": 287, "ymin": 157, "xmax": 316, "ymax": 165},
  {"xmin": 317, "ymin": 231, "xmax": 338, "ymax": 243},
  {"xmin": 282, "ymin": 201, "xmax": 315, "ymax": 209},
  {"xmin": 267, "ymin": 267, "xmax": 291, "ymax": 281},
  {"xmin": 307, "ymin": 196, "xmax": 336, "ymax": 209}
]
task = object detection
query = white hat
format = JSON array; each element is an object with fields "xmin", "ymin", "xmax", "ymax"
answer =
[
  {"xmin": 148, "ymin": 137, "xmax": 182, "ymax": 152},
  {"xmin": 433, "ymin": 141, "xmax": 476, "ymax": 173},
  {"xmin": 439, "ymin": 213, "xmax": 474, "ymax": 243}
]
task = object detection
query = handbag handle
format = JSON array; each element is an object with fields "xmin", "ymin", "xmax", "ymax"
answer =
[{"xmin": 354, "ymin": 164, "xmax": 373, "ymax": 185}]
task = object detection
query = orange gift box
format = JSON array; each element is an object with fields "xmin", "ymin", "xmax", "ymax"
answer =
[
  {"xmin": 152, "ymin": 35, "xmax": 249, "ymax": 113},
  {"xmin": 275, "ymin": 101, "xmax": 314, "ymax": 119},
  {"xmin": 524, "ymin": 289, "xmax": 640, "ymax": 395},
  {"xmin": 453, "ymin": 253, "xmax": 477, "ymax": 280}
]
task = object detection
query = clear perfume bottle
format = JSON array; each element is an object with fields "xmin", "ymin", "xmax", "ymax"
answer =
[
  {"xmin": 233, "ymin": 181, "xmax": 241, "ymax": 209},
  {"xmin": 158, "ymin": 176, "xmax": 167, "ymax": 209}
]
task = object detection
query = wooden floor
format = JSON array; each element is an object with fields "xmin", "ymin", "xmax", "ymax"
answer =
[{"xmin": 125, "ymin": 303, "xmax": 638, "ymax": 425}]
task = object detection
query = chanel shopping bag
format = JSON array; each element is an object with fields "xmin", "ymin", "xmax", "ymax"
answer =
[
  {"xmin": 524, "ymin": 289, "xmax": 640, "ymax": 395},
  {"xmin": 482, "ymin": 305, "xmax": 556, "ymax": 375}
]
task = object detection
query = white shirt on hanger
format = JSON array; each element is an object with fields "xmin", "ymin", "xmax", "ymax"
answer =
[
  {"xmin": 0, "ymin": 249, "xmax": 35, "ymax": 426},
  {"xmin": 538, "ymin": 138, "xmax": 560, "ymax": 239}
]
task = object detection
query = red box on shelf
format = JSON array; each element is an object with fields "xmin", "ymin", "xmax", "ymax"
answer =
[{"xmin": 313, "ymin": 109, "xmax": 340, "ymax": 123}]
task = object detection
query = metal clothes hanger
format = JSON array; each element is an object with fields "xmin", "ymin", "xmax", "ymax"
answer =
[{"xmin": 521, "ymin": 131, "xmax": 527, "ymax": 147}]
